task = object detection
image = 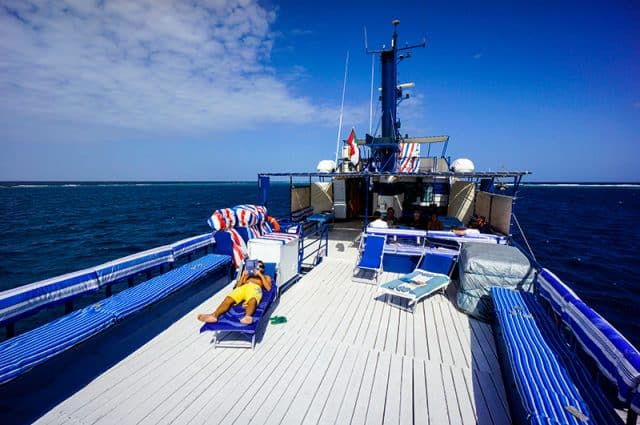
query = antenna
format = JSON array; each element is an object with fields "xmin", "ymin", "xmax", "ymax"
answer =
[
  {"xmin": 364, "ymin": 27, "xmax": 368, "ymax": 51},
  {"xmin": 334, "ymin": 50, "xmax": 350, "ymax": 165},
  {"xmin": 369, "ymin": 55, "xmax": 374, "ymax": 134}
]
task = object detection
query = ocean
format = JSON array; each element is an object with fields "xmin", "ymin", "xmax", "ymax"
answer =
[{"xmin": 0, "ymin": 182, "xmax": 638, "ymax": 348}]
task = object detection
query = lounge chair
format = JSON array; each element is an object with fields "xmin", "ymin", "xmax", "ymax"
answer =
[
  {"xmin": 377, "ymin": 253, "xmax": 455, "ymax": 312},
  {"xmin": 199, "ymin": 262, "xmax": 278, "ymax": 349},
  {"xmin": 352, "ymin": 234, "xmax": 386, "ymax": 284}
]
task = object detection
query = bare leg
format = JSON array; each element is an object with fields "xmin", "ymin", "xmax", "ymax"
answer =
[
  {"xmin": 240, "ymin": 298, "xmax": 258, "ymax": 324},
  {"xmin": 198, "ymin": 297, "xmax": 235, "ymax": 323}
]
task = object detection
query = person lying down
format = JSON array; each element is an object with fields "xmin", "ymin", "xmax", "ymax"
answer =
[{"xmin": 197, "ymin": 260, "xmax": 272, "ymax": 325}]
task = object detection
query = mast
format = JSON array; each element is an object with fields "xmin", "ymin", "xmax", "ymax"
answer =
[{"xmin": 365, "ymin": 20, "xmax": 425, "ymax": 172}]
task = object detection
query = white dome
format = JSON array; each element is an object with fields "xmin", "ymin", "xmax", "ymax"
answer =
[
  {"xmin": 450, "ymin": 158, "xmax": 475, "ymax": 173},
  {"xmin": 316, "ymin": 160, "xmax": 336, "ymax": 173}
]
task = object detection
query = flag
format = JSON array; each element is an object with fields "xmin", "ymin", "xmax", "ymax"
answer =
[{"xmin": 346, "ymin": 128, "xmax": 359, "ymax": 165}]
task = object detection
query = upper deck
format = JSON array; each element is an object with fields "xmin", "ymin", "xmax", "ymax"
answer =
[{"xmin": 2, "ymin": 226, "xmax": 510, "ymax": 424}]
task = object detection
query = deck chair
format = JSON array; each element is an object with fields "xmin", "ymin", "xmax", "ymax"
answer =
[
  {"xmin": 200, "ymin": 262, "xmax": 278, "ymax": 349},
  {"xmin": 352, "ymin": 234, "xmax": 386, "ymax": 284},
  {"xmin": 377, "ymin": 252, "xmax": 455, "ymax": 312}
]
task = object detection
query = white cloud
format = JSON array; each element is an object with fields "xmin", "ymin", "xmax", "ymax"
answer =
[
  {"xmin": 0, "ymin": 0, "xmax": 335, "ymax": 139},
  {"xmin": 472, "ymin": 53, "xmax": 483, "ymax": 60}
]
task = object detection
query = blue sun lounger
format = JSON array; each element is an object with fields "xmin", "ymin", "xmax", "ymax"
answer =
[
  {"xmin": 199, "ymin": 262, "xmax": 277, "ymax": 349},
  {"xmin": 377, "ymin": 252, "xmax": 455, "ymax": 312},
  {"xmin": 352, "ymin": 234, "xmax": 386, "ymax": 284}
]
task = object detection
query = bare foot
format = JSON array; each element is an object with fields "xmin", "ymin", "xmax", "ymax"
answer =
[
  {"xmin": 197, "ymin": 314, "xmax": 218, "ymax": 323},
  {"xmin": 240, "ymin": 315, "xmax": 253, "ymax": 324}
]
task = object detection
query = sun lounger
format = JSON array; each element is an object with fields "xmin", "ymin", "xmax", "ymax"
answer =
[
  {"xmin": 377, "ymin": 253, "xmax": 455, "ymax": 312},
  {"xmin": 199, "ymin": 262, "xmax": 278, "ymax": 349},
  {"xmin": 352, "ymin": 234, "xmax": 386, "ymax": 284}
]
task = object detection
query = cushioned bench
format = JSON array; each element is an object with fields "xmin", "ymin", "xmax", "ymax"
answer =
[
  {"xmin": 0, "ymin": 254, "xmax": 232, "ymax": 384},
  {"xmin": 492, "ymin": 287, "xmax": 623, "ymax": 424}
]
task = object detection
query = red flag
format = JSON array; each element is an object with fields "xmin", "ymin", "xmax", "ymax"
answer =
[{"xmin": 346, "ymin": 128, "xmax": 359, "ymax": 165}]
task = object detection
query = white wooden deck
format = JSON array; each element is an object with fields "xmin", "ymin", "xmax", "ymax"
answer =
[{"xmin": 32, "ymin": 243, "xmax": 511, "ymax": 425}]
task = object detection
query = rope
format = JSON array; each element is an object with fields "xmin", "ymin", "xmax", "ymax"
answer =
[{"xmin": 512, "ymin": 213, "xmax": 537, "ymax": 262}]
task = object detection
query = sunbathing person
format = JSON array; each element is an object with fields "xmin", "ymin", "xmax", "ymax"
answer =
[{"xmin": 197, "ymin": 260, "xmax": 272, "ymax": 325}]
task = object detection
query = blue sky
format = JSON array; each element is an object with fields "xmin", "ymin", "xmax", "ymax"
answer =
[{"xmin": 0, "ymin": 0, "xmax": 638, "ymax": 182}]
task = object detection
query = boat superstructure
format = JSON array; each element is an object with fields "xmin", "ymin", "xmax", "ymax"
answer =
[{"xmin": 0, "ymin": 20, "xmax": 638, "ymax": 425}]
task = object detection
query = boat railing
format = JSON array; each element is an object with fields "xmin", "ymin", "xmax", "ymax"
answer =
[
  {"xmin": 532, "ymin": 268, "xmax": 640, "ymax": 422},
  {"xmin": 0, "ymin": 233, "xmax": 216, "ymax": 340},
  {"xmin": 298, "ymin": 222, "xmax": 329, "ymax": 271}
]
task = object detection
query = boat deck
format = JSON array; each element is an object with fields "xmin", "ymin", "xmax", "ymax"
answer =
[{"xmin": 25, "ymin": 229, "xmax": 510, "ymax": 425}]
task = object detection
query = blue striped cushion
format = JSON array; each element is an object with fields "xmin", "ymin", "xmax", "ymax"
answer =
[
  {"xmin": 171, "ymin": 233, "xmax": 214, "ymax": 258},
  {"xmin": 0, "ymin": 306, "xmax": 115, "ymax": 384},
  {"xmin": 95, "ymin": 246, "xmax": 174, "ymax": 286},
  {"xmin": 632, "ymin": 387, "xmax": 640, "ymax": 414},
  {"xmin": 0, "ymin": 269, "xmax": 99, "ymax": 325},
  {"xmin": 100, "ymin": 255, "xmax": 230, "ymax": 320},
  {"xmin": 564, "ymin": 298, "xmax": 640, "ymax": 405},
  {"xmin": 492, "ymin": 287, "xmax": 622, "ymax": 424},
  {"xmin": 537, "ymin": 268, "xmax": 580, "ymax": 316}
]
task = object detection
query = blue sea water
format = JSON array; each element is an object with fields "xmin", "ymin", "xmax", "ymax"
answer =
[{"xmin": 0, "ymin": 182, "xmax": 638, "ymax": 348}]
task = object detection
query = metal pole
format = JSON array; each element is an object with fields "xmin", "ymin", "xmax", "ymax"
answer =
[{"xmin": 335, "ymin": 51, "xmax": 350, "ymax": 165}]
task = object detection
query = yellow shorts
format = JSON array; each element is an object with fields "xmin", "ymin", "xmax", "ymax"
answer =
[{"xmin": 228, "ymin": 282, "xmax": 263, "ymax": 306}]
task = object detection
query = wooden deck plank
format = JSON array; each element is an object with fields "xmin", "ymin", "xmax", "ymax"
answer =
[
  {"xmin": 424, "ymin": 302, "xmax": 442, "ymax": 364},
  {"xmin": 440, "ymin": 363, "xmax": 464, "ymax": 425},
  {"xmin": 364, "ymin": 350, "xmax": 392, "ymax": 425},
  {"xmin": 280, "ymin": 343, "xmax": 343, "ymax": 424},
  {"xmin": 217, "ymin": 338, "xmax": 322, "ymax": 425},
  {"xmin": 413, "ymin": 302, "xmax": 428, "ymax": 361},
  {"xmin": 329, "ymin": 348, "xmax": 372, "ymax": 425},
  {"xmin": 348, "ymin": 284, "xmax": 378, "ymax": 346},
  {"xmin": 303, "ymin": 345, "xmax": 356, "ymax": 425},
  {"xmin": 413, "ymin": 359, "xmax": 429, "ymax": 425},
  {"xmin": 450, "ymin": 365, "xmax": 477, "ymax": 425},
  {"xmin": 151, "ymin": 330, "xmax": 302, "ymax": 424},
  {"xmin": 349, "ymin": 351, "xmax": 380, "ymax": 425},
  {"xmin": 383, "ymin": 353, "xmax": 403, "ymax": 425},
  {"xmin": 399, "ymin": 356, "xmax": 414, "ymax": 425},
  {"xmin": 397, "ymin": 303, "xmax": 408, "ymax": 356},
  {"xmin": 425, "ymin": 360, "xmax": 448, "ymax": 424},
  {"xmin": 437, "ymin": 302, "xmax": 468, "ymax": 368},
  {"xmin": 261, "ymin": 343, "xmax": 328, "ymax": 425}
]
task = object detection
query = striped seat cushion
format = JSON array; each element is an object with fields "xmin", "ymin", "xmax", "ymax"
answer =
[
  {"xmin": 100, "ymin": 254, "xmax": 231, "ymax": 320},
  {"xmin": 0, "ymin": 306, "xmax": 115, "ymax": 384},
  {"xmin": 564, "ymin": 298, "xmax": 640, "ymax": 405},
  {"xmin": 255, "ymin": 232, "xmax": 298, "ymax": 244},
  {"xmin": 492, "ymin": 287, "xmax": 623, "ymax": 424}
]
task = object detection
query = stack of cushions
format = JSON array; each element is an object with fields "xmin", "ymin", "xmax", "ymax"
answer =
[{"xmin": 208, "ymin": 204, "xmax": 272, "ymax": 268}]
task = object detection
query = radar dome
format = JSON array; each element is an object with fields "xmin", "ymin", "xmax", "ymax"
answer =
[
  {"xmin": 316, "ymin": 160, "xmax": 336, "ymax": 173},
  {"xmin": 450, "ymin": 158, "xmax": 475, "ymax": 173}
]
